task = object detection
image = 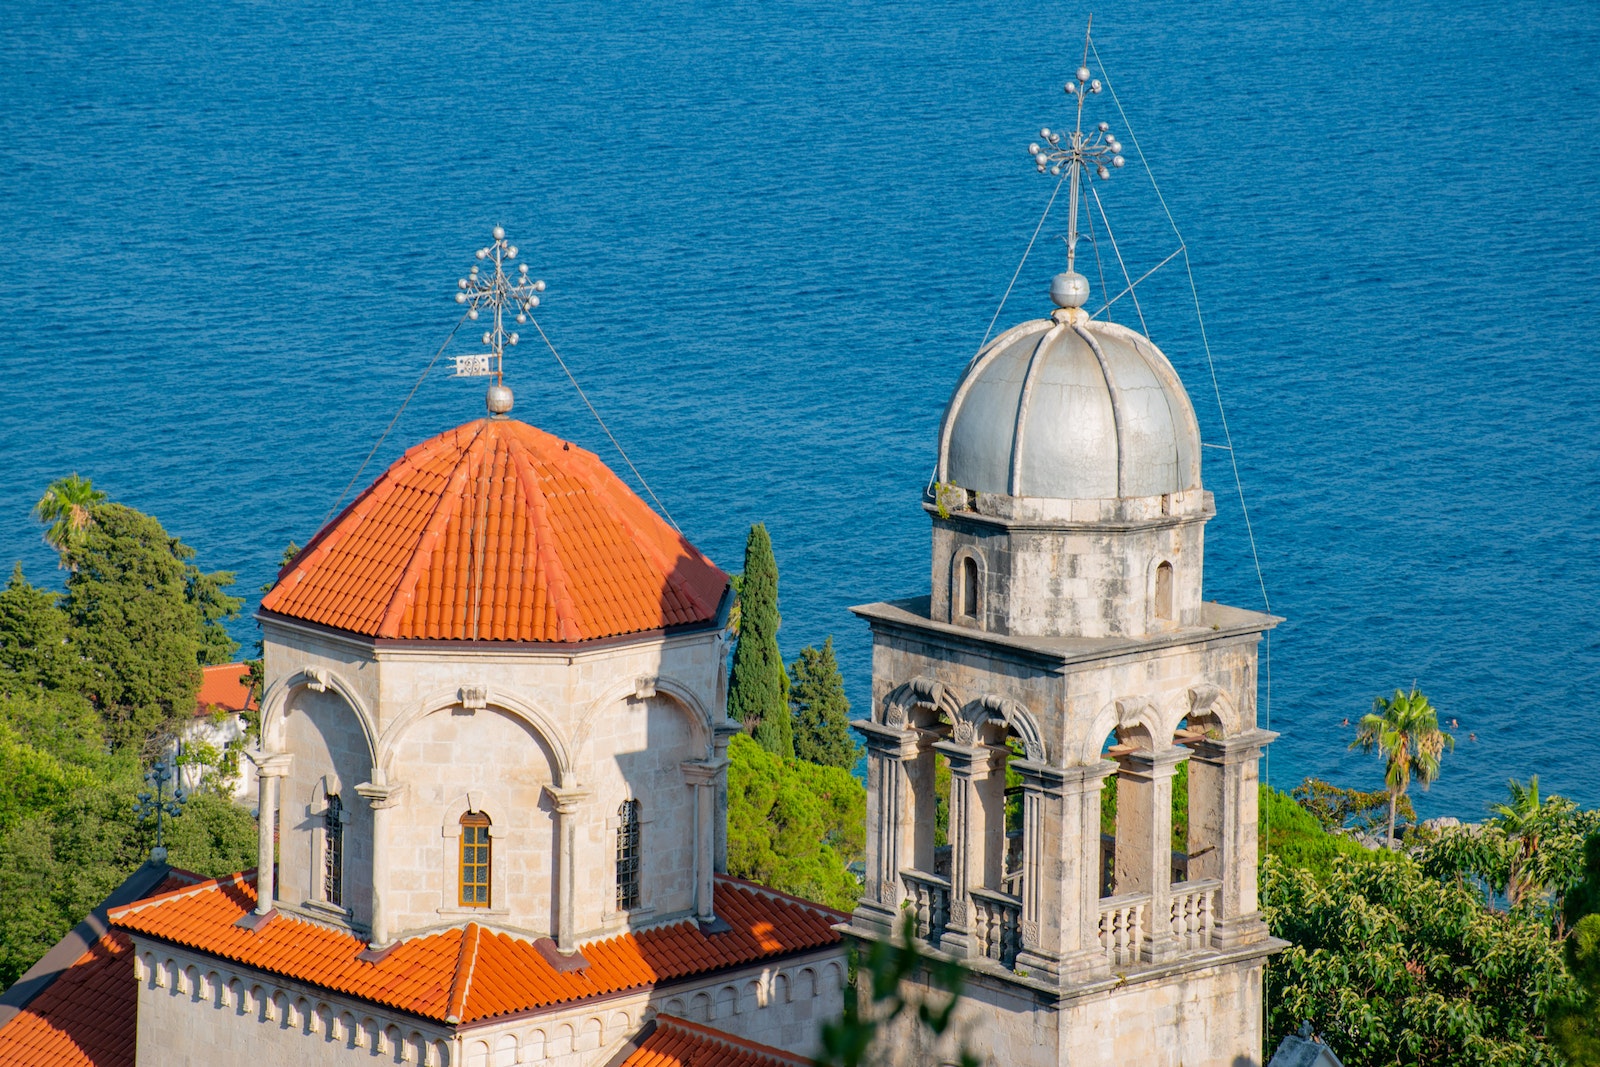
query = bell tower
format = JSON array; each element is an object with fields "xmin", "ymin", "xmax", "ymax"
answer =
[{"xmin": 848, "ymin": 44, "xmax": 1284, "ymax": 1067}]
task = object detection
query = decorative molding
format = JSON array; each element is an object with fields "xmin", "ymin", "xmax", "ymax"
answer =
[
  {"xmin": 458, "ymin": 685, "xmax": 488, "ymax": 711},
  {"xmin": 633, "ymin": 675, "xmax": 658, "ymax": 700},
  {"xmin": 303, "ymin": 667, "xmax": 329, "ymax": 693}
]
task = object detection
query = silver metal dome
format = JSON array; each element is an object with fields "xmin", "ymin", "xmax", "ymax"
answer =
[{"xmin": 937, "ymin": 312, "xmax": 1201, "ymax": 500}]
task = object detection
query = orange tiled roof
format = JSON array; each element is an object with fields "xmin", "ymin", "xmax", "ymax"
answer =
[
  {"xmin": 0, "ymin": 932, "xmax": 136, "ymax": 1067},
  {"xmin": 0, "ymin": 873, "xmax": 195, "ymax": 1067},
  {"xmin": 195, "ymin": 662, "xmax": 253, "ymax": 717},
  {"xmin": 109, "ymin": 874, "xmax": 844, "ymax": 1025},
  {"xmin": 620, "ymin": 1016, "xmax": 811, "ymax": 1067},
  {"xmin": 260, "ymin": 419, "xmax": 728, "ymax": 643}
]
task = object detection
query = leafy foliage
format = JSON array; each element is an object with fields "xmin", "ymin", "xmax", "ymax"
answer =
[
  {"xmin": 1293, "ymin": 776, "xmax": 1416, "ymax": 835},
  {"xmin": 1265, "ymin": 854, "xmax": 1572, "ymax": 1066},
  {"xmin": 59, "ymin": 502, "xmax": 241, "ymax": 749},
  {"xmin": 790, "ymin": 637, "xmax": 859, "ymax": 770},
  {"xmin": 1261, "ymin": 784, "xmax": 1383, "ymax": 882},
  {"xmin": 727, "ymin": 524, "xmax": 792, "ymax": 757},
  {"xmin": 0, "ymin": 564, "xmax": 82, "ymax": 693},
  {"xmin": 1351, "ymin": 687, "xmax": 1454, "ymax": 847},
  {"xmin": 814, "ymin": 914, "xmax": 977, "ymax": 1067},
  {"xmin": 32, "ymin": 474, "xmax": 105, "ymax": 562},
  {"xmin": 725, "ymin": 734, "xmax": 863, "ymax": 911}
]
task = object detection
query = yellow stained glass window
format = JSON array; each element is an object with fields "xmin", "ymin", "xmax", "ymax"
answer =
[{"xmin": 459, "ymin": 812, "xmax": 491, "ymax": 907}]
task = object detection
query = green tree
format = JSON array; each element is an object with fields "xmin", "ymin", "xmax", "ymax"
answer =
[
  {"xmin": 1265, "ymin": 854, "xmax": 1571, "ymax": 1065},
  {"xmin": 59, "ymin": 503, "xmax": 239, "ymax": 749},
  {"xmin": 727, "ymin": 524, "xmax": 791, "ymax": 757},
  {"xmin": 0, "ymin": 563, "xmax": 80, "ymax": 692},
  {"xmin": 1553, "ymin": 836, "xmax": 1600, "ymax": 1063},
  {"xmin": 790, "ymin": 637, "xmax": 859, "ymax": 770},
  {"xmin": 1292, "ymin": 776, "xmax": 1416, "ymax": 835},
  {"xmin": 1350, "ymin": 687, "xmax": 1453, "ymax": 848},
  {"xmin": 725, "ymin": 734, "xmax": 863, "ymax": 911},
  {"xmin": 32, "ymin": 474, "xmax": 105, "ymax": 563}
]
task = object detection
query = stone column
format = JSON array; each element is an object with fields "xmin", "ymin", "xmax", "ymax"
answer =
[
  {"xmin": 852, "ymin": 719, "xmax": 920, "ymax": 938},
  {"xmin": 933, "ymin": 739, "xmax": 994, "ymax": 958},
  {"xmin": 354, "ymin": 779, "xmax": 402, "ymax": 948},
  {"xmin": 244, "ymin": 750, "xmax": 292, "ymax": 920},
  {"xmin": 712, "ymin": 722, "xmax": 741, "ymax": 875},
  {"xmin": 1188, "ymin": 728, "xmax": 1276, "ymax": 947},
  {"xmin": 1002, "ymin": 758, "xmax": 1116, "ymax": 984},
  {"xmin": 681, "ymin": 759, "xmax": 728, "ymax": 927},
  {"xmin": 1114, "ymin": 746, "xmax": 1187, "ymax": 962},
  {"xmin": 545, "ymin": 785, "xmax": 592, "ymax": 953}
]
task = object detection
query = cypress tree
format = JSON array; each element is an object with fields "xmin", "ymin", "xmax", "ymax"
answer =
[
  {"xmin": 727, "ymin": 524, "xmax": 791, "ymax": 757},
  {"xmin": 790, "ymin": 637, "xmax": 859, "ymax": 770}
]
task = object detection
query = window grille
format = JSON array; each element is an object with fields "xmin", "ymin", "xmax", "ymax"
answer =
[
  {"xmin": 616, "ymin": 799, "xmax": 641, "ymax": 911},
  {"xmin": 460, "ymin": 812, "xmax": 491, "ymax": 907},
  {"xmin": 322, "ymin": 794, "xmax": 343, "ymax": 907}
]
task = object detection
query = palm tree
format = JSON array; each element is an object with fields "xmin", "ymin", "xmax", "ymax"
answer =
[
  {"xmin": 33, "ymin": 473, "xmax": 105, "ymax": 565},
  {"xmin": 1350, "ymin": 687, "xmax": 1454, "ymax": 848}
]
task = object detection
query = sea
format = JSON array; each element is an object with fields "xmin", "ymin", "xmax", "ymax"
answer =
[{"xmin": 1, "ymin": 0, "xmax": 1596, "ymax": 820}]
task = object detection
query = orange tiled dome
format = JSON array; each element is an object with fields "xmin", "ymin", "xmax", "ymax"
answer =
[{"xmin": 260, "ymin": 419, "xmax": 728, "ymax": 643}]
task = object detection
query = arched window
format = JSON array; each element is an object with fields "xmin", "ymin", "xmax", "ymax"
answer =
[
  {"xmin": 459, "ymin": 812, "xmax": 491, "ymax": 908},
  {"xmin": 1154, "ymin": 561, "xmax": 1174, "ymax": 621},
  {"xmin": 322, "ymin": 794, "xmax": 344, "ymax": 907},
  {"xmin": 958, "ymin": 555, "xmax": 979, "ymax": 621},
  {"xmin": 616, "ymin": 799, "xmax": 641, "ymax": 911}
]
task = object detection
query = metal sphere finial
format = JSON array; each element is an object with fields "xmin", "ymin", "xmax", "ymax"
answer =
[
  {"xmin": 1051, "ymin": 271, "xmax": 1090, "ymax": 309},
  {"xmin": 451, "ymin": 227, "xmax": 546, "ymax": 402}
]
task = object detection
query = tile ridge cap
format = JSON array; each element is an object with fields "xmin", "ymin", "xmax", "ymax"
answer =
[
  {"xmin": 377, "ymin": 423, "xmax": 490, "ymax": 637},
  {"xmin": 108, "ymin": 869, "xmax": 251, "ymax": 924},
  {"xmin": 506, "ymin": 433, "xmax": 583, "ymax": 641},
  {"xmin": 445, "ymin": 922, "xmax": 481, "ymax": 1024}
]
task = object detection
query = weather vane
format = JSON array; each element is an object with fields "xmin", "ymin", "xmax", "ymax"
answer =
[
  {"xmin": 1029, "ymin": 19, "xmax": 1125, "ymax": 308},
  {"xmin": 454, "ymin": 226, "xmax": 546, "ymax": 415},
  {"xmin": 133, "ymin": 761, "xmax": 186, "ymax": 864}
]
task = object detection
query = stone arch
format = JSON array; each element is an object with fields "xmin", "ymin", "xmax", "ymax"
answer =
[
  {"xmin": 1179, "ymin": 684, "xmax": 1243, "ymax": 738},
  {"xmin": 1076, "ymin": 696, "xmax": 1164, "ymax": 765},
  {"xmin": 772, "ymin": 971, "xmax": 790, "ymax": 1004},
  {"xmin": 338, "ymin": 1011, "xmax": 357, "ymax": 1047},
  {"xmin": 260, "ymin": 669, "xmax": 377, "ymax": 767},
  {"xmin": 961, "ymin": 694, "xmax": 1047, "ymax": 762},
  {"xmin": 378, "ymin": 687, "xmax": 572, "ymax": 787},
  {"xmin": 880, "ymin": 676, "xmax": 964, "ymax": 729},
  {"xmin": 794, "ymin": 967, "xmax": 817, "ymax": 1001},
  {"xmin": 823, "ymin": 959, "xmax": 844, "ymax": 990},
  {"xmin": 466, "ymin": 1039, "xmax": 490, "ymax": 1067},
  {"xmin": 663, "ymin": 997, "xmax": 685, "ymax": 1017},
  {"xmin": 606, "ymin": 1010, "xmax": 633, "ymax": 1042},
  {"xmin": 739, "ymin": 978, "xmax": 762, "ymax": 1013},
  {"xmin": 431, "ymin": 1039, "xmax": 451, "ymax": 1067},
  {"xmin": 689, "ymin": 991, "xmax": 712, "ymax": 1021},
  {"xmin": 715, "ymin": 984, "xmax": 738, "ymax": 1019},
  {"xmin": 575, "ymin": 673, "xmax": 712, "ymax": 756},
  {"xmin": 577, "ymin": 1016, "xmax": 603, "ymax": 1051},
  {"xmin": 492, "ymin": 1031, "xmax": 517, "ymax": 1066},
  {"xmin": 1150, "ymin": 558, "xmax": 1175, "ymax": 623},
  {"xmin": 524, "ymin": 1029, "xmax": 547, "ymax": 1059}
]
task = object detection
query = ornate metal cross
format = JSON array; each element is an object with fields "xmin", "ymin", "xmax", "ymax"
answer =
[
  {"xmin": 454, "ymin": 227, "xmax": 547, "ymax": 385},
  {"xmin": 133, "ymin": 761, "xmax": 187, "ymax": 863}
]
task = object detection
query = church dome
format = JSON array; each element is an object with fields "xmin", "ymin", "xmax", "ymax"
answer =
[
  {"xmin": 937, "ymin": 311, "xmax": 1201, "ymax": 501},
  {"xmin": 261, "ymin": 418, "xmax": 728, "ymax": 643}
]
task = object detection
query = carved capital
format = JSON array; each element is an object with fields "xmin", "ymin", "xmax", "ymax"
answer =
[
  {"xmin": 355, "ymin": 780, "xmax": 404, "ymax": 809},
  {"xmin": 544, "ymin": 785, "xmax": 591, "ymax": 816},
  {"xmin": 680, "ymin": 758, "xmax": 727, "ymax": 786},
  {"xmin": 246, "ymin": 749, "xmax": 293, "ymax": 778}
]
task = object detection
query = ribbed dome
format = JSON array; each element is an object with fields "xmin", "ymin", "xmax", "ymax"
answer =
[
  {"xmin": 261, "ymin": 419, "xmax": 728, "ymax": 643},
  {"xmin": 937, "ymin": 313, "xmax": 1201, "ymax": 500}
]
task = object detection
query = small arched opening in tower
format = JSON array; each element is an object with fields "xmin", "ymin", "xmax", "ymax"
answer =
[
  {"xmin": 951, "ymin": 550, "xmax": 985, "ymax": 627},
  {"xmin": 459, "ymin": 811, "xmax": 492, "ymax": 908},
  {"xmin": 1154, "ymin": 561, "xmax": 1174, "ymax": 622}
]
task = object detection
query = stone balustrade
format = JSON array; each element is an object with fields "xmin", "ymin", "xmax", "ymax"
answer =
[
  {"xmin": 1168, "ymin": 878, "xmax": 1220, "ymax": 952},
  {"xmin": 968, "ymin": 887, "xmax": 1022, "ymax": 969},
  {"xmin": 900, "ymin": 869, "xmax": 950, "ymax": 944},
  {"xmin": 1096, "ymin": 892, "xmax": 1149, "ymax": 968}
]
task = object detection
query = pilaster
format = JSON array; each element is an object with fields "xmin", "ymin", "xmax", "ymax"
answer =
[
  {"xmin": 244, "ymin": 750, "xmax": 292, "ymax": 922},
  {"xmin": 852, "ymin": 719, "xmax": 920, "ymax": 937},
  {"xmin": 1115, "ymin": 746, "xmax": 1187, "ymax": 963},
  {"xmin": 354, "ymin": 778, "xmax": 403, "ymax": 948},
  {"xmin": 1188, "ymin": 728, "xmax": 1276, "ymax": 948},
  {"xmin": 544, "ymin": 784, "xmax": 592, "ymax": 953}
]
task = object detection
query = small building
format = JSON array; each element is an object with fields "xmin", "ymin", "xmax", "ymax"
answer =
[{"xmin": 176, "ymin": 662, "xmax": 257, "ymax": 800}]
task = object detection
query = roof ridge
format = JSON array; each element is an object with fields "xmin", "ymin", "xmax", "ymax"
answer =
[
  {"xmin": 445, "ymin": 922, "xmax": 481, "ymax": 1024},
  {"xmin": 557, "ymin": 444, "xmax": 715, "ymax": 620},
  {"xmin": 376, "ymin": 423, "xmax": 489, "ymax": 637},
  {"xmin": 106, "ymin": 870, "xmax": 249, "ymax": 923},
  {"xmin": 506, "ymin": 430, "xmax": 583, "ymax": 641}
]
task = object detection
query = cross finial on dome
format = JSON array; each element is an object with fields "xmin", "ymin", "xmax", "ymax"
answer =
[
  {"xmin": 454, "ymin": 227, "xmax": 547, "ymax": 416},
  {"xmin": 1028, "ymin": 17, "xmax": 1125, "ymax": 309}
]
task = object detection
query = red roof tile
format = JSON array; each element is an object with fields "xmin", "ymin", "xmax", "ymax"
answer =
[
  {"xmin": 195, "ymin": 662, "xmax": 253, "ymax": 718},
  {"xmin": 110, "ymin": 874, "xmax": 844, "ymax": 1025},
  {"xmin": 260, "ymin": 419, "xmax": 728, "ymax": 643},
  {"xmin": 0, "ymin": 873, "xmax": 195, "ymax": 1067},
  {"xmin": 619, "ymin": 1016, "xmax": 810, "ymax": 1067}
]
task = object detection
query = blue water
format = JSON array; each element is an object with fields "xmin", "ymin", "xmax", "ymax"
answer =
[{"xmin": 2, "ymin": 1, "xmax": 1597, "ymax": 819}]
